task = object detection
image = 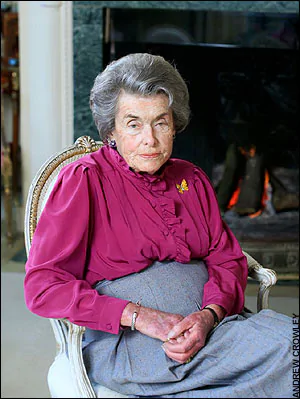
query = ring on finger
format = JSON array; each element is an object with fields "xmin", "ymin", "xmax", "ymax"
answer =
[{"xmin": 185, "ymin": 354, "xmax": 194, "ymax": 364}]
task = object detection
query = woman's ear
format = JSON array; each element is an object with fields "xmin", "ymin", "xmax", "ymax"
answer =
[{"xmin": 109, "ymin": 131, "xmax": 116, "ymax": 141}]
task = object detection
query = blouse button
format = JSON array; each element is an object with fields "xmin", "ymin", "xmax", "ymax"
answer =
[
  {"xmin": 150, "ymin": 201, "xmax": 156, "ymax": 208},
  {"xmin": 106, "ymin": 324, "xmax": 112, "ymax": 330},
  {"xmin": 163, "ymin": 229, "xmax": 169, "ymax": 236}
]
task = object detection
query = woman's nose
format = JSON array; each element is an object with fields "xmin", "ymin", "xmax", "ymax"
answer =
[{"xmin": 142, "ymin": 125, "xmax": 157, "ymax": 146}]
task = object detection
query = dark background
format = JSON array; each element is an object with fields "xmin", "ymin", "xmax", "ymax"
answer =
[{"xmin": 103, "ymin": 8, "xmax": 299, "ymax": 179}]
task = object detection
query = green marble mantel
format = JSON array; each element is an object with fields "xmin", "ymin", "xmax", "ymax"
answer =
[{"xmin": 73, "ymin": 1, "xmax": 299, "ymax": 140}]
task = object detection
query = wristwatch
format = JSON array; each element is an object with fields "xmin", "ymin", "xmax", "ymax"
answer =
[{"xmin": 202, "ymin": 306, "xmax": 220, "ymax": 328}]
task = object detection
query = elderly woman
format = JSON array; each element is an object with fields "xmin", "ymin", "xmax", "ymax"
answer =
[{"xmin": 24, "ymin": 53, "xmax": 293, "ymax": 398}]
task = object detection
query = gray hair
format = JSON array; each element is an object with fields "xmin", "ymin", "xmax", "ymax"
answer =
[{"xmin": 90, "ymin": 53, "xmax": 191, "ymax": 141}]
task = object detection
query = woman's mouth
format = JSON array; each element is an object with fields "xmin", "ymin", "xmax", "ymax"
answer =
[{"xmin": 140, "ymin": 153, "xmax": 160, "ymax": 159}]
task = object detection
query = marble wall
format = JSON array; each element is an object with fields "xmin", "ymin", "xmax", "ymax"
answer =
[{"xmin": 73, "ymin": 1, "xmax": 299, "ymax": 141}]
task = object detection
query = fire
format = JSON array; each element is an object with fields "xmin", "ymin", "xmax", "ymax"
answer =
[
  {"xmin": 226, "ymin": 146, "xmax": 270, "ymax": 218},
  {"xmin": 249, "ymin": 169, "xmax": 270, "ymax": 218},
  {"xmin": 228, "ymin": 180, "xmax": 241, "ymax": 210}
]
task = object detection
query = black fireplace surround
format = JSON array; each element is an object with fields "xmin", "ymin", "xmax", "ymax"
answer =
[{"xmin": 102, "ymin": 8, "xmax": 299, "ymax": 278}]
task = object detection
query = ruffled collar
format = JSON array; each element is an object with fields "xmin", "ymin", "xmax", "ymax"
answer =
[
  {"xmin": 105, "ymin": 145, "xmax": 192, "ymax": 262},
  {"xmin": 107, "ymin": 145, "xmax": 169, "ymax": 192}
]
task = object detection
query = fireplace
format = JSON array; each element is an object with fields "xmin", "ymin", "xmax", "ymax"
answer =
[{"xmin": 101, "ymin": 7, "xmax": 299, "ymax": 278}]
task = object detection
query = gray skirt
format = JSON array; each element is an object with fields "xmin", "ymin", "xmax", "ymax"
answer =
[{"xmin": 82, "ymin": 260, "xmax": 293, "ymax": 398}]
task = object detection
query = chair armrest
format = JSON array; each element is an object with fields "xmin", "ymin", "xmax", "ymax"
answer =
[
  {"xmin": 49, "ymin": 318, "xmax": 97, "ymax": 398},
  {"xmin": 243, "ymin": 250, "xmax": 277, "ymax": 312},
  {"xmin": 65, "ymin": 320, "xmax": 97, "ymax": 398}
]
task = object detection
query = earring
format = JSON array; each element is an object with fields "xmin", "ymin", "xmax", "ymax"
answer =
[
  {"xmin": 173, "ymin": 134, "xmax": 176, "ymax": 140},
  {"xmin": 108, "ymin": 139, "xmax": 116, "ymax": 148}
]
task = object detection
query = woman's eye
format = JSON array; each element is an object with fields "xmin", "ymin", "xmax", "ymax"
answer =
[
  {"xmin": 126, "ymin": 122, "xmax": 141, "ymax": 135},
  {"xmin": 155, "ymin": 121, "xmax": 169, "ymax": 131}
]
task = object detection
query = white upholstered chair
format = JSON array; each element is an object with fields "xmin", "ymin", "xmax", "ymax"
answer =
[{"xmin": 24, "ymin": 135, "xmax": 278, "ymax": 398}]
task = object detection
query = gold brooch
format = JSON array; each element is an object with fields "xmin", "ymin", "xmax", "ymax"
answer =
[{"xmin": 176, "ymin": 179, "xmax": 189, "ymax": 194}]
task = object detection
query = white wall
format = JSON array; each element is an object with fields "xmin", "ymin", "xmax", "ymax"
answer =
[{"xmin": 18, "ymin": 1, "xmax": 74, "ymax": 228}]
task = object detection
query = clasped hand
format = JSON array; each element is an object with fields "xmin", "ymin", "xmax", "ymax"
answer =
[{"xmin": 135, "ymin": 307, "xmax": 214, "ymax": 364}]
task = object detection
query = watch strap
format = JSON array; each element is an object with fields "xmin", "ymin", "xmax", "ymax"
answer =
[{"xmin": 202, "ymin": 306, "xmax": 220, "ymax": 328}]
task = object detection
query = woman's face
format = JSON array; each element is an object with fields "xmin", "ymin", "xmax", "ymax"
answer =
[{"xmin": 111, "ymin": 91, "xmax": 175, "ymax": 175}]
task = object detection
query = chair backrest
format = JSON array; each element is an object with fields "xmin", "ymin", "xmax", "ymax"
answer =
[
  {"xmin": 24, "ymin": 135, "xmax": 104, "ymax": 398},
  {"xmin": 24, "ymin": 136, "xmax": 103, "ymax": 252}
]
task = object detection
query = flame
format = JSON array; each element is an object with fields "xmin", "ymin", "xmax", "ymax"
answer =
[
  {"xmin": 228, "ymin": 179, "xmax": 242, "ymax": 209},
  {"xmin": 226, "ymin": 145, "xmax": 270, "ymax": 218},
  {"xmin": 249, "ymin": 169, "xmax": 270, "ymax": 218}
]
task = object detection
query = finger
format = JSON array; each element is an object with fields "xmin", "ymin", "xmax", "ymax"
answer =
[
  {"xmin": 175, "ymin": 335, "xmax": 185, "ymax": 343},
  {"xmin": 162, "ymin": 345, "xmax": 196, "ymax": 364},
  {"xmin": 184, "ymin": 329, "xmax": 191, "ymax": 339},
  {"xmin": 167, "ymin": 321, "xmax": 191, "ymax": 340},
  {"xmin": 162, "ymin": 338, "xmax": 194, "ymax": 354},
  {"xmin": 176, "ymin": 329, "xmax": 191, "ymax": 343}
]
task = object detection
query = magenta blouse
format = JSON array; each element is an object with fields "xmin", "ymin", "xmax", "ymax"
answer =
[{"xmin": 24, "ymin": 145, "xmax": 248, "ymax": 334}]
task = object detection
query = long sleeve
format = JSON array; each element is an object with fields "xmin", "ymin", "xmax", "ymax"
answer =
[
  {"xmin": 24, "ymin": 162, "xmax": 129, "ymax": 334},
  {"xmin": 24, "ymin": 145, "xmax": 249, "ymax": 334},
  {"xmin": 194, "ymin": 167, "xmax": 248, "ymax": 315}
]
